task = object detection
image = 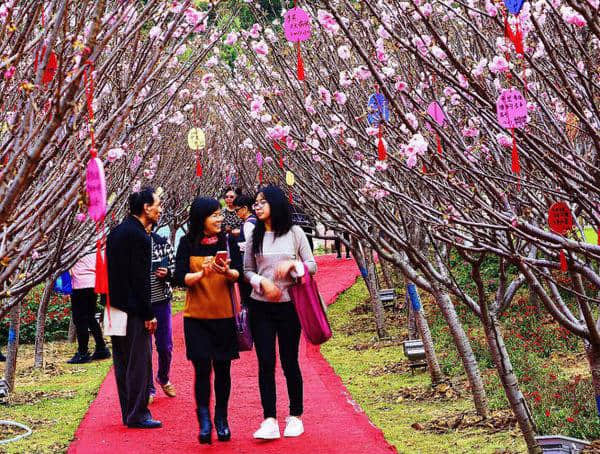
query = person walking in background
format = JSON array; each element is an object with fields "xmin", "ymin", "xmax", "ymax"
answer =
[
  {"xmin": 0, "ymin": 349, "xmax": 5, "ymax": 362},
  {"xmin": 174, "ymin": 197, "xmax": 240, "ymax": 445},
  {"xmin": 335, "ymin": 231, "xmax": 351, "ymax": 259},
  {"xmin": 107, "ymin": 187, "xmax": 161, "ymax": 429},
  {"xmin": 66, "ymin": 252, "xmax": 111, "ymax": 364},
  {"xmin": 233, "ymin": 193, "xmax": 257, "ymax": 302},
  {"xmin": 147, "ymin": 229, "xmax": 177, "ymax": 403},
  {"xmin": 221, "ymin": 187, "xmax": 243, "ymax": 237},
  {"xmin": 244, "ymin": 185, "xmax": 317, "ymax": 440},
  {"xmin": 291, "ymin": 204, "xmax": 315, "ymax": 252}
]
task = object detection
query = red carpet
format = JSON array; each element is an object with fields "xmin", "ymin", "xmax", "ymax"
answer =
[{"xmin": 68, "ymin": 255, "xmax": 397, "ymax": 453}]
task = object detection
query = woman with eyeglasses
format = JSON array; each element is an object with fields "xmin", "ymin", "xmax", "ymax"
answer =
[
  {"xmin": 244, "ymin": 185, "xmax": 317, "ymax": 440},
  {"xmin": 174, "ymin": 197, "xmax": 240, "ymax": 445},
  {"xmin": 221, "ymin": 187, "xmax": 243, "ymax": 236}
]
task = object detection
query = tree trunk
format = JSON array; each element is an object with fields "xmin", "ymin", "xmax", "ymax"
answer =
[
  {"xmin": 433, "ymin": 287, "xmax": 489, "ymax": 418},
  {"xmin": 33, "ymin": 279, "xmax": 55, "ymax": 369},
  {"xmin": 406, "ymin": 283, "xmax": 444, "ymax": 385},
  {"xmin": 352, "ymin": 239, "xmax": 388, "ymax": 338},
  {"xmin": 380, "ymin": 259, "xmax": 393, "ymax": 289},
  {"xmin": 169, "ymin": 222, "xmax": 177, "ymax": 246},
  {"xmin": 4, "ymin": 298, "xmax": 21, "ymax": 392},
  {"xmin": 68, "ymin": 317, "xmax": 76, "ymax": 342},
  {"xmin": 364, "ymin": 249, "xmax": 388, "ymax": 339},
  {"xmin": 481, "ymin": 308, "xmax": 541, "ymax": 453},
  {"xmin": 407, "ymin": 291, "xmax": 419, "ymax": 339},
  {"xmin": 585, "ymin": 342, "xmax": 600, "ymax": 417}
]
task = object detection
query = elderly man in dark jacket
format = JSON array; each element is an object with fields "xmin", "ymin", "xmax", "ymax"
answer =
[{"xmin": 107, "ymin": 187, "xmax": 162, "ymax": 429}]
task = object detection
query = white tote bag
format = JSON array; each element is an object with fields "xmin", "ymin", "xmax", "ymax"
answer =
[{"xmin": 103, "ymin": 306, "xmax": 128, "ymax": 336}]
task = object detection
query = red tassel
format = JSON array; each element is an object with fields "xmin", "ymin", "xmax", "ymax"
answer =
[
  {"xmin": 259, "ymin": 168, "xmax": 263, "ymax": 184},
  {"xmin": 196, "ymin": 157, "xmax": 202, "ymax": 177},
  {"xmin": 279, "ymin": 152, "xmax": 284, "ymax": 169},
  {"xmin": 504, "ymin": 14, "xmax": 514, "ymax": 42},
  {"xmin": 514, "ymin": 22, "xmax": 524, "ymax": 55},
  {"xmin": 377, "ymin": 124, "xmax": 386, "ymax": 160},
  {"xmin": 559, "ymin": 249, "xmax": 567, "ymax": 272},
  {"xmin": 273, "ymin": 141, "xmax": 282, "ymax": 151},
  {"xmin": 289, "ymin": 191, "xmax": 293, "ymax": 205},
  {"xmin": 511, "ymin": 128, "xmax": 520, "ymax": 174},
  {"xmin": 297, "ymin": 43, "xmax": 305, "ymax": 81},
  {"xmin": 94, "ymin": 228, "xmax": 108, "ymax": 295},
  {"xmin": 422, "ymin": 163, "xmax": 427, "ymax": 174},
  {"xmin": 436, "ymin": 133, "xmax": 442, "ymax": 155}
]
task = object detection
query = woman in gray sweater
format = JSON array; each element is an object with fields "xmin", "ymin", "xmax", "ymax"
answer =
[{"xmin": 244, "ymin": 185, "xmax": 316, "ymax": 440}]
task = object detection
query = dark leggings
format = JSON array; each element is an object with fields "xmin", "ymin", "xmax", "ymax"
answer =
[
  {"xmin": 335, "ymin": 232, "xmax": 351, "ymax": 258},
  {"xmin": 192, "ymin": 359, "xmax": 232, "ymax": 417},
  {"xmin": 71, "ymin": 288, "xmax": 105, "ymax": 354},
  {"xmin": 249, "ymin": 299, "xmax": 303, "ymax": 419}
]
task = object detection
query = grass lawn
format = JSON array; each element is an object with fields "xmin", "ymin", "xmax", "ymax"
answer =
[
  {"xmin": 321, "ymin": 280, "xmax": 527, "ymax": 454},
  {"xmin": 0, "ymin": 291, "xmax": 186, "ymax": 454}
]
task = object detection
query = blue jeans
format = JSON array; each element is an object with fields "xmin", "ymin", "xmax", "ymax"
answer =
[{"xmin": 149, "ymin": 300, "xmax": 173, "ymax": 394}]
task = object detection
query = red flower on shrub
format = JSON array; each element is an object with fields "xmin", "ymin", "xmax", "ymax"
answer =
[
  {"xmin": 566, "ymin": 416, "xmax": 575, "ymax": 423},
  {"xmin": 545, "ymin": 409, "xmax": 550, "ymax": 417}
]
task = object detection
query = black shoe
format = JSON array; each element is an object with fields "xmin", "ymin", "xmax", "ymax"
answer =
[
  {"xmin": 214, "ymin": 414, "xmax": 231, "ymax": 442},
  {"xmin": 67, "ymin": 351, "xmax": 91, "ymax": 364},
  {"xmin": 0, "ymin": 352, "xmax": 6, "ymax": 362},
  {"xmin": 197, "ymin": 407, "xmax": 212, "ymax": 444},
  {"xmin": 127, "ymin": 419, "xmax": 162, "ymax": 429},
  {"xmin": 91, "ymin": 347, "xmax": 111, "ymax": 360}
]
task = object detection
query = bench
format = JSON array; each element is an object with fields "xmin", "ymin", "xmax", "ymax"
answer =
[
  {"xmin": 535, "ymin": 435, "xmax": 590, "ymax": 453},
  {"xmin": 402, "ymin": 340, "xmax": 427, "ymax": 372},
  {"xmin": 378, "ymin": 289, "xmax": 396, "ymax": 308}
]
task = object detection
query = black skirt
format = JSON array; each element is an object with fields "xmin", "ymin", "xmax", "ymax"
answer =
[{"xmin": 183, "ymin": 317, "xmax": 239, "ymax": 361}]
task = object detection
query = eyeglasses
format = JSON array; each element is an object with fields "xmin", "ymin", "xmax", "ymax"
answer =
[{"xmin": 252, "ymin": 200, "xmax": 268, "ymax": 210}]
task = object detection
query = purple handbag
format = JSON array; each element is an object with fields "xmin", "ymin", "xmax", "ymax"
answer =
[
  {"xmin": 229, "ymin": 282, "xmax": 253, "ymax": 351},
  {"xmin": 226, "ymin": 235, "xmax": 253, "ymax": 351},
  {"xmin": 289, "ymin": 263, "xmax": 332, "ymax": 345}
]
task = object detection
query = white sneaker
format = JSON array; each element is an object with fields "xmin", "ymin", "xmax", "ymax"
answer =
[
  {"xmin": 283, "ymin": 416, "xmax": 304, "ymax": 437},
  {"xmin": 253, "ymin": 418, "xmax": 280, "ymax": 439}
]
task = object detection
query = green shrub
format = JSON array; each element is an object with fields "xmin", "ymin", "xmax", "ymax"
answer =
[{"xmin": 0, "ymin": 288, "xmax": 73, "ymax": 345}]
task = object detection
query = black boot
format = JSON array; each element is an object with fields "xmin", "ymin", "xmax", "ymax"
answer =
[
  {"xmin": 214, "ymin": 410, "xmax": 231, "ymax": 442},
  {"xmin": 197, "ymin": 407, "xmax": 212, "ymax": 444}
]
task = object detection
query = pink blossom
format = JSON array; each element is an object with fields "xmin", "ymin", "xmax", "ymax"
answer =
[
  {"xmin": 305, "ymin": 95, "xmax": 316, "ymax": 115},
  {"xmin": 148, "ymin": 26, "xmax": 161, "ymax": 39},
  {"xmin": 183, "ymin": 8, "xmax": 201, "ymax": 26},
  {"xmin": 339, "ymin": 71, "xmax": 352, "ymax": 88},
  {"xmin": 3, "ymin": 66, "xmax": 15, "ymax": 80},
  {"xmin": 497, "ymin": 133, "xmax": 512, "ymax": 148},
  {"xmin": 107, "ymin": 147, "xmax": 124, "ymax": 163},
  {"xmin": 249, "ymin": 23, "xmax": 262, "ymax": 39},
  {"xmin": 224, "ymin": 32, "xmax": 238, "ymax": 45},
  {"xmin": 337, "ymin": 45, "xmax": 351, "ymax": 60},
  {"xmin": 251, "ymin": 40, "xmax": 269, "ymax": 56},
  {"xmin": 266, "ymin": 124, "xmax": 290, "ymax": 141},
  {"xmin": 462, "ymin": 127, "xmax": 480, "ymax": 138},
  {"xmin": 395, "ymin": 80, "xmax": 407, "ymax": 91},
  {"xmin": 472, "ymin": 58, "xmax": 488, "ymax": 77},
  {"xmin": 333, "ymin": 91, "xmax": 347, "ymax": 105},
  {"xmin": 354, "ymin": 66, "xmax": 372, "ymax": 80},
  {"xmin": 488, "ymin": 55, "xmax": 509, "ymax": 74},
  {"xmin": 561, "ymin": 7, "xmax": 586, "ymax": 27},
  {"xmin": 317, "ymin": 10, "xmax": 339, "ymax": 35},
  {"xmin": 318, "ymin": 86, "xmax": 332, "ymax": 107},
  {"xmin": 76, "ymin": 213, "xmax": 87, "ymax": 222}
]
